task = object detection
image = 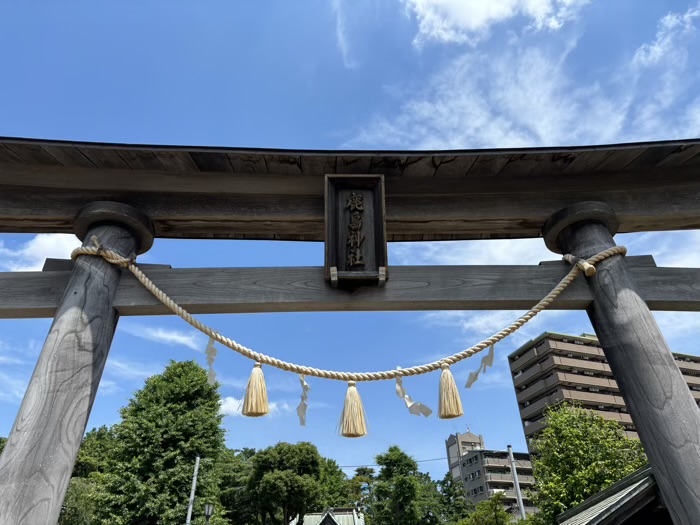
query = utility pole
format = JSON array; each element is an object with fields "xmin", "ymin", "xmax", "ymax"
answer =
[
  {"xmin": 507, "ymin": 445, "xmax": 526, "ymax": 520},
  {"xmin": 185, "ymin": 455, "xmax": 200, "ymax": 525}
]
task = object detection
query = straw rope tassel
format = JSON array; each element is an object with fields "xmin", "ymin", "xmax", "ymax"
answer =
[
  {"xmin": 242, "ymin": 363, "xmax": 269, "ymax": 417},
  {"xmin": 439, "ymin": 364, "xmax": 463, "ymax": 419},
  {"xmin": 340, "ymin": 381, "xmax": 368, "ymax": 438}
]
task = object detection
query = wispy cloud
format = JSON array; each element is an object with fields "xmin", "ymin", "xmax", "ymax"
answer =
[
  {"xmin": 332, "ymin": 0, "xmax": 357, "ymax": 69},
  {"xmin": 105, "ymin": 357, "xmax": 160, "ymax": 381},
  {"xmin": 119, "ymin": 324, "xmax": 205, "ymax": 352},
  {"xmin": 0, "ymin": 234, "xmax": 80, "ymax": 272},
  {"xmin": 401, "ymin": 0, "xmax": 591, "ymax": 47},
  {"xmin": 98, "ymin": 379, "xmax": 122, "ymax": 395},
  {"xmin": 0, "ymin": 355, "xmax": 27, "ymax": 366},
  {"xmin": 391, "ymin": 237, "xmax": 553, "ymax": 266},
  {"xmin": 0, "ymin": 371, "xmax": 28, "ymax": 403},
  {"xmin": 220, "ymin": 396, "xmax": 294, "ymax": 417},
  {"xmin": 350, "ymin": 2, "xmax": 700, "ymax": 150}
]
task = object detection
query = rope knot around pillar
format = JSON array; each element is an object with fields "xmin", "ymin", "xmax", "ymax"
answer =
[
  {"xmin": 71, "ymin": 236, "xmax": 136, "ymax": 268},
  {"xmin": 562, "ymin": 246, "xmax": 627, "ymax": 277},
  {"xmin": 563, "ymin": 254, "xmax": 597, "ymax": 276}
]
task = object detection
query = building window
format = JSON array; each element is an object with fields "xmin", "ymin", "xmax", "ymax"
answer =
[
  {"xmin": 475, "ymin": 470, "xmax": 481, "ymax": 478},
  {"xmin": 479, "ymin": 486, "xmax": 484, "ymax": 493}
]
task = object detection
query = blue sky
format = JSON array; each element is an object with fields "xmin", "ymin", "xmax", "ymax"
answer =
[{"xmin": 1, "ymin": 0, "xmax": 700, "ymax": 480}]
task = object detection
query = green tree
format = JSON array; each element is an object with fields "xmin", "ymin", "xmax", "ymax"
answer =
[
  {"xmin": 373, "ymin": 446, "xmax": 421, "ymax": 525},
  {"xmin": 59, "ymin": 477, "xmax": 101, "ymax": 525},
  {"xmin": 249, "ymin": 442, "xmax": 323, "ymax": 524},
  {"xmin": 438, "ymin": 473, "xmax": 473, "ymax": 524},
  {"xmin": 58, "ymin": 426, "xmax": 118, "ymax": 525},
  {"xmin": 319, "ymin": 457, "xmax": 353, "ymax": 507},
  {"xmin": 0, "ymin": 437, "xmax": 6, "ymax": 456},
  {"xmin": 72, "ymin": 426, "xmax": 116, "ymax": 479},
  {"xmin": 414, "ymin": 472, "xmax": 444, "ymax": 525},
  {"xmin": 350, "ymin": 467, "xmax": 375, "ymax": 523},
  {"xmin": 527, "ymin": 402, "xmax": 647, "ymax": 524},
  {"xmin": 457, "ymin": 494, "xmax": 510, "ymax": 525},
  {"xmin": 218, "ymin": 448, "xmax": 257, "ymax": 525},
  {"xmin": 94, "ymin": 360, "xmax": 228, "ymax": 525}
]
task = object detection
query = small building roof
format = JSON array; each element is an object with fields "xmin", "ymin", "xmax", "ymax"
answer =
[
  {"xmin": 556, "ymin": 466, "xmax": 669, "ymax": 525},
  {"xmin": 289, "ymin": 508, "xmax": 365, "ymax": 525}
]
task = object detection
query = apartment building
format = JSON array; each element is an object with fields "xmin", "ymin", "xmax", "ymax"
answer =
[
  {"xmin": 509, "ymin": 332, "xmax": 700, "ymax": 449},
  {"xmin": 445, "ymin": 431, "xmax": 535, "ymax": 515}
]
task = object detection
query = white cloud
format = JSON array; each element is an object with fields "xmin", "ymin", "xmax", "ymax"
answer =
[
  {"xmin": 391, "ymin": 237, "xmax": 553, "ymax": 266},
  {"xmin": 401, "ymin": 0, "xmax": 591, "ymax": 46},
  {"xmin": 632, "ymin": 5, "xmax": 700, "ymax": 68},
  {"xmin": 332, "ymin": 0, "xmax": 357, "ymax": 69},
  {"xmin": 119, "ymin": 324, "xmax": 204, "ymax": 352},
  {"xmin": 220, "ymin": 396, "xmax": 293, "ymax": 417},
  {"xmin": 619, "ymin": 231, "xmax": 700, "ymax": 268},
  {"xmin": 0, "ymin": 355, "xmax": 26, "ymax": 366},
  {"xmin": 0, "ymin": 371, "xmax": 27, "ymax": 403},
  {"xmin": 106, "ymin": 358, "xmax": 160, "ymax": 381},
  {"xmin": 97, "ymin": 379, "xmax": 121, "ymax": 395},
  {"xmin": 0, "ymin": 234, "xmax": 80, "ymax": 272},
  {"xmin": 350, "ymin": 3, "xmax": 700, "ymax": 151},
  {"xmin": 348, "ymin": 44, "xmax": 626, "ymax": 150},
  {"xmin": 629, "ymin": 4, "xmax": 700, "ymax": 138}
]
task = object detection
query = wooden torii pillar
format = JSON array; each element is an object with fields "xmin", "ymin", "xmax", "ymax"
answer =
[
  {"xmin": 543, "ymin": 202, "xmax": 700, "ymax": 525},
  {"xmin": 0, "ymin": 202, "xmax": 153, "ymax": 525}
]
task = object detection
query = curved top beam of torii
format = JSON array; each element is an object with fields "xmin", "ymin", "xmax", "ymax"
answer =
[{"xmin": 0, "ymin": 136, "xmax": 699, "ymax": 241}]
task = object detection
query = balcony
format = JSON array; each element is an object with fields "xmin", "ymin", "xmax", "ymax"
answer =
[
  {"xmin": 517, "ymin": 371, "xmax": 619, "ymax": 404},
  {"xmin": 514, "ymin": 354, "xmax": 612, "ymax": 389},
  {"xmin": 520, "ymin": 388, "xmax": 627, "ymax": 420},
  {"xmin": 487, "ymin": 489, "xmax": 519, "ymax": 500},
  {"xmin": 674, "ymin": 356, "xmax": 700, "ymax": 374},
  {"xmin": 482, "ymin": 457, "xmax": 532, "ymax": 470},
  {"xmin": 510, "ymin": 339, "xmax": 604, "ymax": 373},
  {"xmin": 485, "ymin": 473, "xmax": 535, "ymax": 485}
]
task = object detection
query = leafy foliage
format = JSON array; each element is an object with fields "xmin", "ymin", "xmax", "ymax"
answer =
[
  {"xmin": 248, "ymin": 442, "xmax": 324, "ymax": 524},
  {"xmin": 373, "ymin": 446, "xmax": 421, "ymax": 525},
  {"xmin": 52, "ymin": 360, "xmax": 472, "ymax": 525},
  {"xmin": 59, "ymin": 477, "xmax": 101, "ymax": 525},
  {"xmin": 527, "ymin": 402, "xmax": 647, "ymax": 524},
  {"xmin": 72, "ymin": 426, "xmax": 116, "ymax": 479},
  {"xmin": 320, "ymin": 457, "xmax": 354, "ymax": 507},
  {"xmin": 93, "ymin": 360, "xmax": 228, "ymax": 525},
  {"xmin": 0, "ymin": 436, "xmax": 6, "ymax": 456},
  {"xmin": 437, "ymin": 473, "xmax": 474, "ymax": 524},
  {"xmin": 218, "ymin": 448, "xmax": 257, "ymax": 525},
  {"xmin": 456, "ymin": 494, "xmax": 510, "ymax": 525},
  {"xmin": 371, "ymin": 446, "xmax": 458, "ymax": 525}
]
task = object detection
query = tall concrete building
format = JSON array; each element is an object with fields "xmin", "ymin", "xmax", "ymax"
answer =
[
  {"xmin": 509, "ymin": 332, "xmax": 700, "ymax": 449},
  {"xmin": 445, "ymin": 431, "xmax": 535, "ymax": 515}
]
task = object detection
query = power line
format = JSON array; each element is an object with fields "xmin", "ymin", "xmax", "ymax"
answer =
[{"xmin": 339, "ymin": 457, "xmax": 446, "ymax": 469}]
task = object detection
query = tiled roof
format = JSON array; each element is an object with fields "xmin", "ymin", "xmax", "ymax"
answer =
[
  {"xmin": 557, "ymin": 466, "xmax": 656, "ymax": 525},
  {"xmin": 289, "ymin": 508, "xmax": 365, "ymax": 525}
]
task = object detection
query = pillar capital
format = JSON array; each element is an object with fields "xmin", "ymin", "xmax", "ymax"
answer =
[
  {"xmin": 542, "ymin": 201, "xmax": 619, "ymax": 254},
  {"xmin": 73, "ymin": 201, "xmax": 154, "ymax": 254}
]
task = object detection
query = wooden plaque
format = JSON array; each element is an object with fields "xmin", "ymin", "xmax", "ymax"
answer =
[{"xmin": 325, "ymin": 175, "xmax": 387, "ymax": 287}]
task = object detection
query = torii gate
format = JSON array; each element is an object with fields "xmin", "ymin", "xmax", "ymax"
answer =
[{"xmin": 0, "ymin": 137, "xmax": 699, "ymax": 524}]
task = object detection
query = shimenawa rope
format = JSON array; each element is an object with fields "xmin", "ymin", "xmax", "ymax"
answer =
[{"xmin": 71, "ymin": 237, "xmax": 626, "ymax": 382}]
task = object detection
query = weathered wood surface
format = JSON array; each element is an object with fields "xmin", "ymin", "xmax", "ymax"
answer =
[
  {"xmin": 2, "ymin": 257, "xmax": 700, "ymax": 318},
  {"xmin": 3, "ymin": 179, "xmax": 700, "ymax": 241},
  {"xmin": 0, "ymin": 137, "xmax": 699, "ymax": 241},
  {"xmin": 0, "ymin": 224, "xmax": 140, "ymax": 525},
  {"xmin": 553, "ymin": 208, "xmax": 700, "ymax": 525}
]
